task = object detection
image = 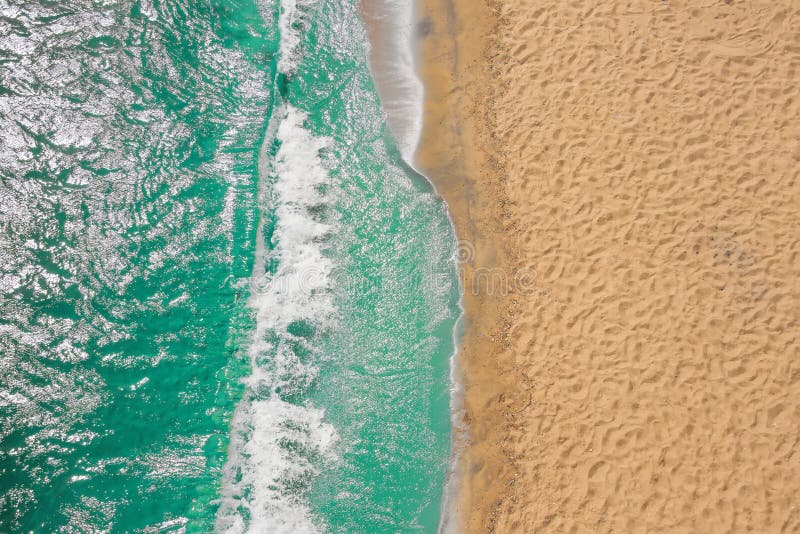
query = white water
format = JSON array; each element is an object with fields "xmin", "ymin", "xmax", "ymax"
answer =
[
  {"xmin": 217, "ymin": 103, "xmax": 339, "ymax": 534},
  {"xmin": 276, "ymin": 0, "xmax": 317, "ymax": 75},
  {"xmin": 217, "ymin": 1, "xmax": 340, "ymax": 528},
  {"xmin": 218, "ymin": 0, "xmax": 465, "ymax": 530}
]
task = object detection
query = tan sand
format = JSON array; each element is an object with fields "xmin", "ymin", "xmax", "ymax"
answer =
[
  {"xmin": 411, "ymin": 1, "xmax": 516, "ymax": 531},
  {"xmin": 412, "ymin": 0, "xmax": 800, "ymax": 532}
]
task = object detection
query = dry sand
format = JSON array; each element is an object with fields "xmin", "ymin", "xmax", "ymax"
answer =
[{"xmin": 413, "ymin": 0, "xmax": 800, "ymax": 532}]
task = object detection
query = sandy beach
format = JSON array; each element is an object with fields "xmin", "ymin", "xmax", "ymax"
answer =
[{"xmin": 413, "ymin": 0, "xmax": 800, "ymax": 531}]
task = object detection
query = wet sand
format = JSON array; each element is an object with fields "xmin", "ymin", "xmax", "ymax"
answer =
[
  {"xmin": 411, "ymin": 1, "xmax": 515, "ymax": 531},
  {"xmin": 412, "ymin": 0, "xmax": 800, "ymax": 532},
  {"xmin": 362, "ymin": 1, "xmax": 515, "ymax": 530}
]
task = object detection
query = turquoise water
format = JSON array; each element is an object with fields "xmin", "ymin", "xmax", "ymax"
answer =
[{"xmin": 0, "ymin": 0, "xmax": 460, "ymax": 532}]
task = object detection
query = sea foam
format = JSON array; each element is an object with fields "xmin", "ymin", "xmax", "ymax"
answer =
[
  {"xmin": 217, "ymin": 100, "xmax": 339, "ymax": 533},
  {"xmin": 276, "ymin": 0, "xmax": 316, "ymax": 75},
  {"xmin": 216, "ymin": 0, "xmax": 341, "ymax": 530}
]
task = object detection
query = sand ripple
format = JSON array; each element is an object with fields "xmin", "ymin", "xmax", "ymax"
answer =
[{"xmin": 488, "ymin": 1, "xmax": 800, "ymax": 531}]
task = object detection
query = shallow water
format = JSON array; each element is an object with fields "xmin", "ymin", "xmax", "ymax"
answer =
[{"xmin": 0, "ymin": 0, "xmax": 460, "ymax": 531}]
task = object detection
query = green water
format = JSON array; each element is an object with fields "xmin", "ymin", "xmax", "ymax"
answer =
[{"xmin": 0, "ymin": 0, "xmax": 460, "ymax": 532}]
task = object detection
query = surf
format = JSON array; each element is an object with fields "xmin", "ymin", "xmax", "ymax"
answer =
[
  {"xmin": 0, "ymin": 0, "xmax": 463, "ymax": 530},
  {"xmin": 218, "ymin": 0, "xmax": 462, "ymax": 531},
  {"xmin": 216, "ymin": 1, "xmax": 340, "ymax": 530}
]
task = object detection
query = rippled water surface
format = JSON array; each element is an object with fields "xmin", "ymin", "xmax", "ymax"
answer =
[{"xmin": 0, "ymin": 0, "xmax": 460, "ymax": 531}]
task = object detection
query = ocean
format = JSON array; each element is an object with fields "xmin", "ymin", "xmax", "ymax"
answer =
[{"xmin": 0, "ymin": 0, "xmax": 461, "ymax": 532}]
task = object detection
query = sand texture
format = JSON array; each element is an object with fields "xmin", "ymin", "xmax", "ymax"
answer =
[
  {"xmin": 411, "ymin": 0, "xmax": 518, "ymax": 531},
  {"xmin": 416, "ymin": 0, "xmax": 800, "ymax": 532}
]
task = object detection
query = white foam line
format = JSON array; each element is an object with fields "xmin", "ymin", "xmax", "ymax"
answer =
[
  {"xmin": 218, "ymin": 395, "xmax": 337, "ymax": 534},
  {"xmin": 437, "ymin": 303, "xmax": 467, "ymax": 534},
  {"xmin": 215, "ymin": 2, "xmax": 343, "ymax": 531},
  {"xmin": 217, "ymin": 84, "xmax": 338, "ymax": 534},
  {"xmin": 277, "ymin": 0, "xmax": 317, "ymax": 75}
]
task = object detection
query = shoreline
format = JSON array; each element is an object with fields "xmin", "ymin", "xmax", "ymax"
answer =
[
  {"xmin": 418, "ymin": 1, "xmax": 800, "ymax": 532},
  {"xmin": 367, "ymin": 0, "xmax": 800, "ymax": 532},
  {"xmin": 411, "ymin": 1, "xmax": 515, "ymax": 532},
  {"xmin": 358, "ymin": 0, "xmax": 424, "ymax": 166},
  {"xmin": 361, "ymin": 0, "xmax": 513, "ymax": 530},
  {"xmin": 358, "ymin": 3, "xmax": 467, "ymax": 528}
]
